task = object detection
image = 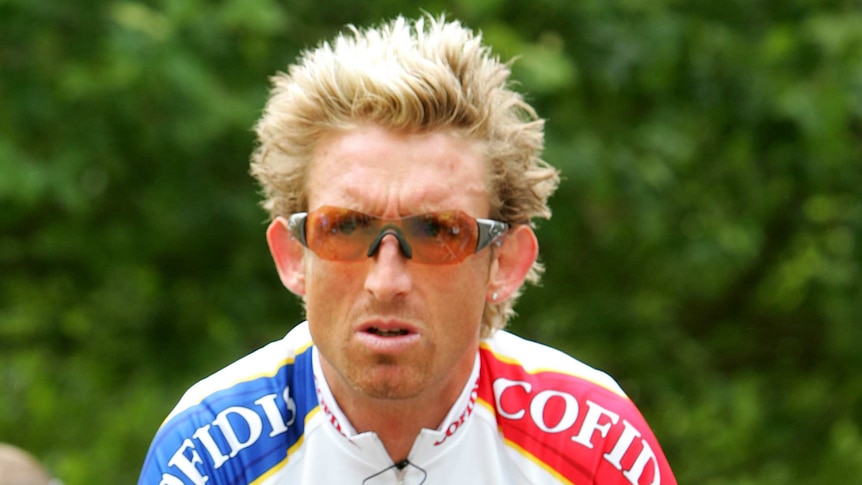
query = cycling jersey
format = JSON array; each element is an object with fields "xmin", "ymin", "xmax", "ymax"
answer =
[{"xmin": 138, "ymin": 322, "xmax": 677, "ymax": 484}]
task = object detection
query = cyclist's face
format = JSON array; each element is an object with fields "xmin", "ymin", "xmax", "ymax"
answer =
[{"xmin": 298, "ymin": 124, "xmax": 494, "ymax": 405}]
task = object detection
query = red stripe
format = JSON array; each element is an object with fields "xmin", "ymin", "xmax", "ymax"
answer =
[{"xmin": 477, "ymin": 347, "xmax": 676, "ymax": 485}]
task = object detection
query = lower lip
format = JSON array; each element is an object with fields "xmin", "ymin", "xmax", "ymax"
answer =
[{"xmin": 355, "ymin": 331, "xmax": 421, "ymax": 353}]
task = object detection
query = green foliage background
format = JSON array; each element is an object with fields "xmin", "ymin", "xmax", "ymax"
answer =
[{"xmin": 2, "ymin": 0, "xmax": 861, "ymax": 483}]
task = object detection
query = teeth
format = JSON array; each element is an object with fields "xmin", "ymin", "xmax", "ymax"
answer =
[{"xmin": 369, "ymin": 327, "xmax": 409, "ymax": 337}]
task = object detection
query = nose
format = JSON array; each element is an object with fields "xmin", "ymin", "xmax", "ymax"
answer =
[
  {"xmin": 366, "ymin": 226, "xmax": 413, "ymax": 259},
  {"xmin": 364, "ymin": 234, "xmax": 413, "ymax": 301}
]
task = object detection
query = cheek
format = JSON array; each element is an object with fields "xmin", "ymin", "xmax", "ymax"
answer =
[
  {"xmin": 426, "ymin": 261, "xmax": 491, "ymax": 314},
  {"xmin": 305, "ymin": 259, "xmax": 359, "ymax": 289},
  {"xmin": 303, "ymin": 260, "xmax": 362, "ymax": 314}
]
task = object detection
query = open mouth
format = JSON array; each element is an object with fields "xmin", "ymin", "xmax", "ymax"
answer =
[{"xmin": 366, "ymin": 327, "xmax": 411, "ymax": 337}]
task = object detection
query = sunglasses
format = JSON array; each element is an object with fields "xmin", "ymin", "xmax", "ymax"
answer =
[{"xmin": 282, "ymin": 206, "xmax": 508, "ymax": 265}]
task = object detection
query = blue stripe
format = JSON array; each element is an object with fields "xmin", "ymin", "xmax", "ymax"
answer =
[{"xmin": 138, "ymin": 347, "xmax": 318, "ymax": 484}]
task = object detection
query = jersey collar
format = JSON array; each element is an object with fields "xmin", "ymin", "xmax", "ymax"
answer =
[{"xmin": 312, "ymin": 346, "xmax": 482, "ymax": 464}]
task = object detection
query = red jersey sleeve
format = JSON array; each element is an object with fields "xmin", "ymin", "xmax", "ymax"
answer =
[{"xmin": 478, "ymin": 342, "xmax": 677, "ymax": 485}]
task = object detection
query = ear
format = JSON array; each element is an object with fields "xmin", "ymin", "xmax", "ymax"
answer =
[
  {"xmin": 487, "ymin": 225, "xmax": 539, "ymax": 302},
  {"xmin": 266, "ymin": 217, "xmax": 307, "ymax": 296}
]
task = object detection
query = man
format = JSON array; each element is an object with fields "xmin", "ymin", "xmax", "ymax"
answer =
[{"xmin": 139, "ymin": 15, "xmax": 677, "ymax": 484}]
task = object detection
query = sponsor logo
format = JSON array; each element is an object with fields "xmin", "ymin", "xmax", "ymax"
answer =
[
  {"xmin": 493, "ymin": 377, "xmax": 662, "ymax": 485},
  {"xmin": 157, "ymin": 387, "xmax": 297, "ymax": 485},
  {"xmin": 433, "ymin": 384, "xmax": 479, "ymax": 446},
  {"xmin": 315, "ymin": 380, "xmax": 348, "ymax": 438}
]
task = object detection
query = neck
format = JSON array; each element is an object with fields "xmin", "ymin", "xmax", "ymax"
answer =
[
  {"xmin": 349, "ymin": 398, "xmax": 447, "ymax": 462},
  {"xmin": 319, "ymin": 356, "xmax": 476, "ymax": 463}
]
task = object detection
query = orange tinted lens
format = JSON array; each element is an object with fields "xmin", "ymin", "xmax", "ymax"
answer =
[
  {"xmin": 303, "ymin": 207, "xmax": 480, "ymax": 264},
  {"xmin": 404, "ymin": 211, "xmax": 478, "ymax": 264},
  {"xmin": 305, "ymin": 207, "xmax": 376, "ymax": 261}
]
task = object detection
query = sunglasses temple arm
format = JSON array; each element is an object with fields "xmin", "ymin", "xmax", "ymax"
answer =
[
  {"xmin": 475, "ymin": 219, "xmax": 509, "ymax": 252},
  {"xmin": 286, "ymin": 213, "xmax": 309, "ymax": 247}
]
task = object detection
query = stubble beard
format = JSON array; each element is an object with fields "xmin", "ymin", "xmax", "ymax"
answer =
[{"xmin": 343, "ymin": 353, "xmax": 430, "ymax": 400}]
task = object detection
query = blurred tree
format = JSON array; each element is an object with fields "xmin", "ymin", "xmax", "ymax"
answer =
[{"xmin": 1, "ymin": 0, "xmax": 859, "ymax": 483}]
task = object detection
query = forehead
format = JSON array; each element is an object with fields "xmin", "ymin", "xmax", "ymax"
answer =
[{"xmin": 305, "ymin": 125, "xmax": 490, "ymax": 216}]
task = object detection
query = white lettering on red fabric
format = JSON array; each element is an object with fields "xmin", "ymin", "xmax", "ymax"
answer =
[
  {"xmin": 604, "ymin": 418, "xmax": 642, "ymax": 470},
  {"xmin": 571, "ymin": 400, "xmax": 620, "ymax": 448},
  {"xmin": 623, "ymin": 440, "xmax": 661, "ymax": 485},
  {"xmin": 493, "ymin": 377, "xmax": 662, "ymax": 484},
  {"xmin": 530, "ymin": 390, "xmax": 580, "ymax": 433},
  {"xmin": 493, "ymin": 377, "xmax": 531, "ymax": 420}
]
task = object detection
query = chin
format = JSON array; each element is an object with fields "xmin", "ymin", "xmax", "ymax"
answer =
[{"xmin": 350, "ymin": 369, "xmax": 425, "ymax": 401}]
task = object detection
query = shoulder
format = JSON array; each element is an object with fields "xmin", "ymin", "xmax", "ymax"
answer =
[
  {"xmin": 477, "ymin": 330, "xmax": 677, "ymax": 485},
  {"xmin": 139, "ymin": 323, "xmax": 319, "ymax": 485},
  {"xmin": 167, "ymin": 322, "xmax": 315, "ymax": 420},
  {"xmin": 480, "ymin": 329, "xmax": 626, "ymax": 397}
]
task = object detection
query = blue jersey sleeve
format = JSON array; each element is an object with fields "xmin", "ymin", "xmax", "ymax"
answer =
[{"xmin": 138, "ymin": 347, "xmax": 318, "ymax": 485}]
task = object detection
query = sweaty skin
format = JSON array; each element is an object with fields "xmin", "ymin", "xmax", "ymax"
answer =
[{"xmin": 285, "ymin": 125, "xmax": 497, "ymax": 460}]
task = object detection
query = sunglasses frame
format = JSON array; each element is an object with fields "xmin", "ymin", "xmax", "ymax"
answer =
[{"xmin": 285, "ymin": 207, "xmax": 509, "ymax": 264}]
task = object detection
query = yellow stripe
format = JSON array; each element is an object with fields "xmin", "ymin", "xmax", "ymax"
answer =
[
  {"xmin": 479, "ymin": 342, "xmax": 626, "ymax": 398},
  {"xmin": 235, "ymin": 340, "xmax": 314, "ymax": 385},
  {"xmin": 476, "ymin": 398, "xmax": 495, "ymax": 414},
  {"xmin": 196, "ymin": 341, "xmax": 314, "ymax": 407},
  {"xmin": 504, "ymin": 436, "xmax": 576, "ymax": 485},
  {"xmin": 250, "ymin": 406, "xmax": 321, "ymax": 485},
  {"xmin": 162, "ymin": 341, "xmax": 314, "ymax": 428},
  {"xmin": 477, "ymin": 397, "xmax": 575, "ymax": 485}
]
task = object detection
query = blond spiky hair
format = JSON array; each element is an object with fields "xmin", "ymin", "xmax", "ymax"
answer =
[{"xmin": 251, "ymin": 15, "xmax": 560, "ymax": 335}]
